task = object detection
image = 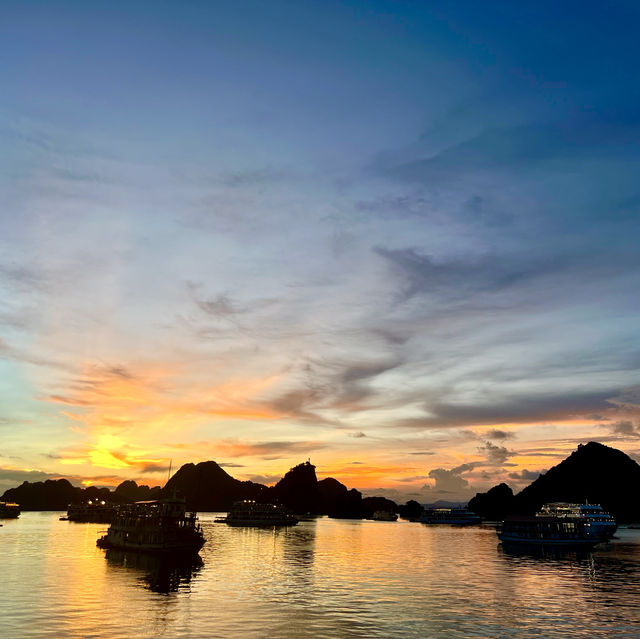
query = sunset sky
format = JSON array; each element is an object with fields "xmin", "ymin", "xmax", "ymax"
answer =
[{"xmin": 2, "ymin": 1, "xmax": 640, "ymax": 502}]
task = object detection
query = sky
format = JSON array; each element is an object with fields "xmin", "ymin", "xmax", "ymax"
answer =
[{"xmin": 1, "ymin": 0, "xmax": 640, "ymax": 502}]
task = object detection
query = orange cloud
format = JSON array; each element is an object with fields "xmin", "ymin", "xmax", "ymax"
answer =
[{"xmin": 43, "ymin": 361, "xmax": 291, "ymax": 472}]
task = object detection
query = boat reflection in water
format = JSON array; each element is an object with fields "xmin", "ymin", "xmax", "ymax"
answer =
[
  {"xmin": 105, "ymin": 549, "xmax": 203, "ymax": 594},
  {"xmin": 499, "ymin": 540, "xmax": 595, "ymax": 562}
]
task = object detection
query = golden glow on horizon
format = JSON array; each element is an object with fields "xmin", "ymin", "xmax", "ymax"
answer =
[{"xmin": 26, "ymin": 358, "xmax": 629, "ymax": 494}]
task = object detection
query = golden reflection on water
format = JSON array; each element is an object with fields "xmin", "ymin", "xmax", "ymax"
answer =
[{"xmin": 1, "ymin": 513, "xmax": 640, "ymax": 638}]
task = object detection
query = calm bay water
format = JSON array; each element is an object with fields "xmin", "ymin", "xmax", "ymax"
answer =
[{"xmin": 1, "ymin": 512, "xmax": 640, "ymax": 638}]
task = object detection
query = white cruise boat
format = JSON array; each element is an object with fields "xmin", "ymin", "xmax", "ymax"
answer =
[{"xmin": 536, "ymin": 503, "xmax": 617, "ymax": 539}]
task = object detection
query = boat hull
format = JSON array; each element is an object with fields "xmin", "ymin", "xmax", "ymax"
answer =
[
  {"xmin": 97, "ymin": 536, "xmax": 204, "ymax": 554},
  {"xmin": 498, "ymin": 533, "xmax": 600, "ymax": 548},
  {"xmin": 498, "ymin": 515, "xmax": 604, "ymax": 548}
]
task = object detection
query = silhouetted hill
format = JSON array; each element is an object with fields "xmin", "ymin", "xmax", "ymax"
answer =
[
  {"xmin": 317, "ymin": 476, "xmax": 363, "ymax": 518},
  {"xmin": 114, "ymin": 480, "xmax": 162, "ymax": 502},
  {"xmin": 0, "ymin": 479, "xmax": 163, "ymax": 510},
  {"xmin": 2, "ymin": 479, "xmax": 81, "ymax": 510},
  {"xmin": 398, "ymin": 499, "xmax": 423, "ymax": 520},
  {"xmin": 259, "ymin": 461, "xmax": 320, "ymax": 514},
  {"xmin": 469, "ymin": 442, "xmax": 640, "ymax": 522},
  {"xmin": 2, "ymin": 460, "xmax": 417, "ymax": 518},
  {"xmin": 163, "ymin": 461, "xmax": 265, "ymax": 510},
  {"xmin": 512, "ymin": 441, "xmax": 640, "ymax": 522},
  {"xmin": 361, "ymin": 496, "xmax": 398, "ymax": 518},
  {"xmin": 468, "ymin": 483, "xmax": 514, "ymax": 520}
]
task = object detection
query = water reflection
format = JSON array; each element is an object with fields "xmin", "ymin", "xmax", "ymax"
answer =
[
  {"xmin": 499, "ymin": 541, "xmax": 596, "ymax": 562},
  {"xmin": 104, "ymin": 550, "xmax": 203, "ymax": 594},
  {"xmin": 3, "ymin": 514, "xmax": 640, "ymax": 638}
]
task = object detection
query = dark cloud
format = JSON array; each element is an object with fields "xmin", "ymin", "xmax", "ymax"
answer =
[
  {"xmin": 608, "ymin": 386, "xmax": 640, "ymax": 408},
  {"xmin": 395, "ymin": 475, "xmax": 430, "ymax": 483},
  {"xmin": 216, "ymin": 439, "xmax": 328, "ymax": 460},
  {"xmin": 373, "ymin": 246, "xmax": 528, "ymax": 303},
  {"xmin": 0, "ymin": 467, "xmax": 56, "ymax": 494},
  {"xmin": 197, "ymin": 294, "xmax": 236, "ymax": 317},
  {"xmin": 408, "ymin": 451, "xmax": 436, "ymax": 456},
  {"xmin": 484, "ymin": 429, "xmax": 514, "ymax": 440},
  {"xmin": 609, "ymin": 420, "xmax": 640, "ymax": 438},
  {"xmin": 106, "ymin": 366, "xmax": 135, "ymax": 380},
  {"xmin": 186, "ymin": 282, "xmax": 241, "ymax": 320},
  {"xmin": 0, "ymin": 467, "xmax": 53, "ymax": 483},
  {"xmin": 138, "ymin": 462, "xmax": 170, "ymax": 474},
  {"xmin": 508, "ymin": 469, "xmax": 543, "ymax": 481},
  {"xmin": 268, "ymin": 388, "xmax": 330, "ymax": 424},
  {"xmin": 400, "ymin": 390, "xmax": 616, "ymax": 429},
  {"xmin": 331, "ymin": 359, "xmax": 402, "ymax": 409},
  {"xmin": 266, "ymin": 358, "xmax": 402, "ymax": 420},
  {"xmin": 478, "ymin": 441, "xmax": 516, "ymax": 466},
  {"xmin": 425, "ymin": 467, "xmax": 470, "ymax": 494},
  {"xmin": 218, "ymin": 462, "xmax": 245, "ymax": 468},
  {"xmin": 347, "ymin": 431, "xmax": 366, "ymax": 438}
]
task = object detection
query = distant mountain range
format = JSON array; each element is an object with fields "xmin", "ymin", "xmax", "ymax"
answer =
[
  {"xmin": 5, "ymin": 441, "xmax": 639, "ymax": 521},
  {"xmin": 1, "ymin": 459, "xmax": 395, "ymax": 518},
  {"xmin": 468, "ymin": 441, "xmax": 640, "ymax": 522}
]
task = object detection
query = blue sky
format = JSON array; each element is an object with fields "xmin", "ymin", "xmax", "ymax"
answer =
[{"xmin": 1, "ymin": 1, "xmax": 640, "ymax": 500}]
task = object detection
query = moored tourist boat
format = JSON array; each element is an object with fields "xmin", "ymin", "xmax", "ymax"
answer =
[
  {"xmin": 65, "ymin": 500, "xmax": 117, "ymax": 523},
  {"xmin": 218, "ymin": 500, "xmax": 299, "ymax": 526},
  {"xmin": 498, "ymin": 515, "xmax": 603, "ymax": 547},
  {"xmin": 97, "ymin": 497, "xmax": 204, "ymax": 553},
  {"xmin": 419, "ymin": 508, "xmax": 481, "ymax": 525},
  {"xmin": 536, "ymin": 503, "xmax": 617, "ymax": 539},
  {"xmin": 0, "ymin": 502, "xmax": 20, "ymax": 518}
]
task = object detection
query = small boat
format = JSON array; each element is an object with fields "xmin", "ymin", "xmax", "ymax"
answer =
[
  {"xmin": 97, "ymin": 497, "xmax": 204, "ymax": 553},
  {"xmin": 0, "ymin": 502, "xmax": 20, "ymax": 519},
  {"xmin": 66, "ymin": 500, "xmax": 118, "ymax": 523},
  {"xmin": 536, "ymin": 502, "xmax": 617, "ymax": 540},
  {"xmin": 498, "ymin": 515, "xmax": 603, "ymax": 547},
  {"xmin": 370, "ymin": 510, "xmax": 398, "ymax": 521},
  {"xmin": 419, "ymin": 508, "xmax": 481, "ymax": 525},
  {"xmin": 218, "ymin": 500, "xmax": 299, "ymax": 527}
]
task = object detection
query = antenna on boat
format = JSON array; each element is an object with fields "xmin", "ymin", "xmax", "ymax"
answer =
[{"xmin": 168, "ymin": 459, "xmax": 172, "ymax": 483}]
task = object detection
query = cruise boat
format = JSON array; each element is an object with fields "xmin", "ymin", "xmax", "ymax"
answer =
[
  {"xmin": 0, "ymin": 502, "xmax": 20, "ymax": 518},
  {"xmin": 97, "ymin": 497, "xmax": 205, "ymax": 553},
  {"xmin": 371, "ymin": 510, "xmax": 398, "ymax": 521},
  {"xmin": 64, "ymin": 500, "xmax": 117, "ymax": 523},
  {"xmin": 419, "ymin": 508, "xmax": 481, "ymax": 525},
  {"xmin": 218, "ymin": 500, "xmax": 299, "ymax": 527},
  {"xmin": 536, "ymin": 503, "xmax": 617, "ymax": 539},
  {"xmin": 498, "ymin": 515, "xmax": 603, "ymax": 547}
]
